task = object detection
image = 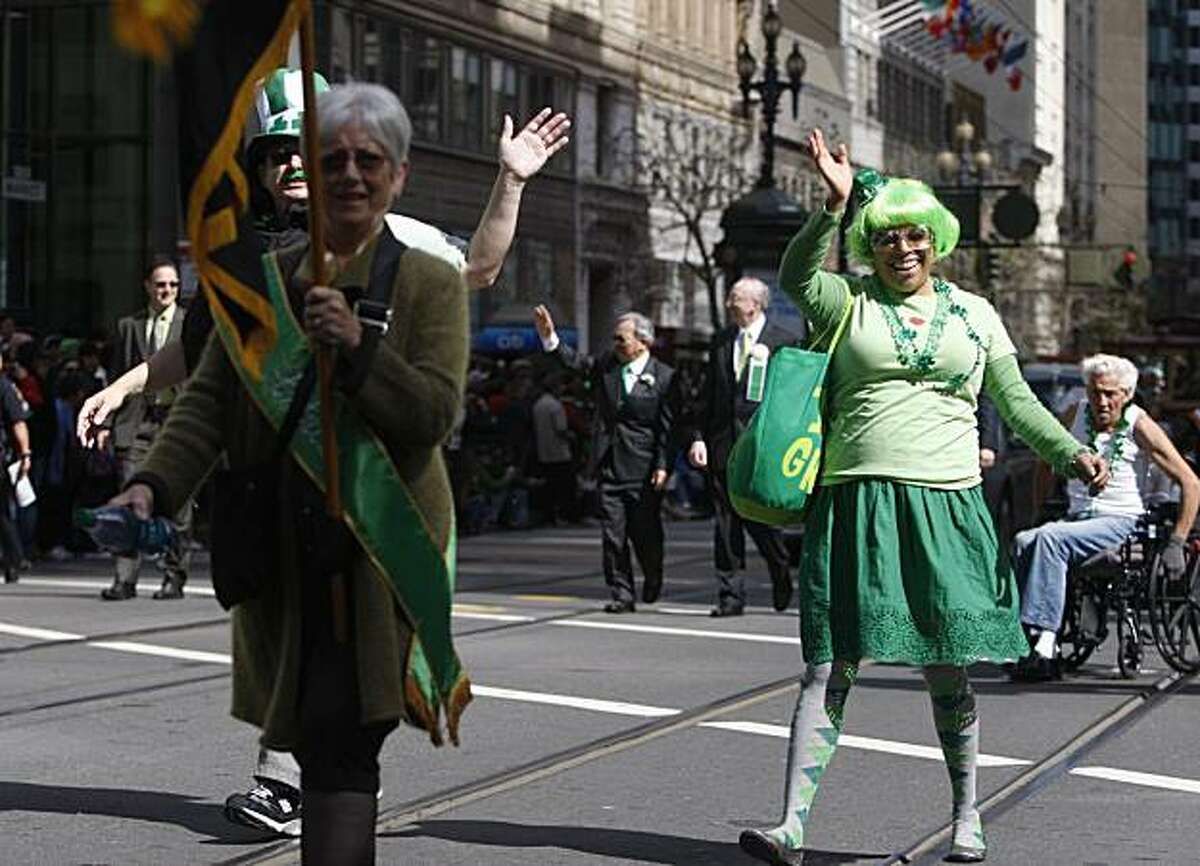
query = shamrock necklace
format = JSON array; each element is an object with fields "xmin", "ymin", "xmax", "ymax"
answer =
[
  {"xmin": 877, "ymin": 276, "xmax": 984, "ymax": 393},
  {"xmin": 1084, "ymin": 403, "xmax": 1131, "ymax": 467}
]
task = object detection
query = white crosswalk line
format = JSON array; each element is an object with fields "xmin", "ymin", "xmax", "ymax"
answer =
[
  {"xmin": 699, "ymin": 720, "xmax": 1032, "ymax": 767},
  {"xmin": 6, "ymin": 615, "xmax": 1197, "ymax": 797},
  {"xmin": 555, "ymin": 619, "xmax": 801, "ymax": 645},
  {"xmin": 16, "ymin": 577, "xmax": 217, "ymax": 598},
  {"xmin": 87, "ymin": 641, "xmax": 233, "ymax": 664},
  {"xmin": 0, "ymin": 622, "xmax": 83, "ymax": 641},
  {"xmin": 471, "ymin": 685, "xmax": 678, "ymax": 717},
  {"xmin": 1069, "ymin": 766, "xmax": 1200, "ymax": 795},
  {"xmin": 452, "ymin": 612, "xmax": 535, "ymax": 622}
]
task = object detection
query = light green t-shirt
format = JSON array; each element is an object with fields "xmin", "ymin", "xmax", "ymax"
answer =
[
  {"xmin": 822, "ymin": 277, "xmax": 1013, "ymax": 488},
  {"xmin": 779, "ymin": 208, "xmax": 1079, "ymax": 490}
]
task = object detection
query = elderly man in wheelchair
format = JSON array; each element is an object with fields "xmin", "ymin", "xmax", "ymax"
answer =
[{"xmin": 1011, "ymin": 354, "xmax": 1200, "ymax": 682}]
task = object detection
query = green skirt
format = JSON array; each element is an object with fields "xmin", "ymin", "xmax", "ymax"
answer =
[{"xmin": 799, "ymin": 479, "xmax": 1029, "ymax": 666}]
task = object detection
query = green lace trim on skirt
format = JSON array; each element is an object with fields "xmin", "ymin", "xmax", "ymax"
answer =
[{"xmin": 801, "ymin": 605, "xmax": 1030, "ymax": 666}]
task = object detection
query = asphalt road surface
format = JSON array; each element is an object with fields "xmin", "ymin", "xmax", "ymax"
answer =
[{"xmin": 2, "ymin": 518, "xmax": 1196, "ymax": 865}]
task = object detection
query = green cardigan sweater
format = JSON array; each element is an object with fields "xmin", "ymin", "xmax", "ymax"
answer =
[{"xmin": 135, "ymin": 234, "xmax": 469, "ymax": 748}]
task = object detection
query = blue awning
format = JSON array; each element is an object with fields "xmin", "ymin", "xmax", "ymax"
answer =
[{"xmin": 472, "ymin": 324, "xmax": 578, "ymax": 356}]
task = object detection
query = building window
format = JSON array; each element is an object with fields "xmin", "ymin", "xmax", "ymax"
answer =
[
  {"xmin": 1190, "ymin": 179, "xmax": 1200, "ymax": 199},
  {"xmin": 408, "ymin": 35, "xmax": 443, "ymax": 143},
  {"xmin": 1191, "ymin": 218, "xmax": 1200, "ymax": 239},
  {"xmin": 488, "ymin": 58, "xmax": 519, "ymax": 142},
  {"xmin": 448, "ymin": 47, "xmax": 483, "ymax": 150},
  {"xmin": 1190, "ymin": 140, "xmax": 1200, "ymax": 161}
]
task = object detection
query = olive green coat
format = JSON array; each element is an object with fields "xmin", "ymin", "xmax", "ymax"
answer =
[{"xmin": 137, "ymin": 234, "xmax": 468, "ymax": 749}]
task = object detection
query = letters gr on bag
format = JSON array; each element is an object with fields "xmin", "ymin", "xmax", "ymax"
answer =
[{"xmin": 780, "ymin": 415, "xmax": 823, "ymax": 494}]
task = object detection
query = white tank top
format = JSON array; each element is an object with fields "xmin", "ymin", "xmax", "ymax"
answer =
[{"xmin": 1066, "ymin": 400, "xmax": 1145, "ymax": 518}]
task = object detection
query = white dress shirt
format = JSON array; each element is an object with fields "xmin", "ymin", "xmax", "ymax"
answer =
[
  {"xmin": 145, "ymin": 303, "xmax": 177, "ymax": 355},
  {"xmin": 732, "ymin": 314, "xmax": 767, "ymax": 377}
]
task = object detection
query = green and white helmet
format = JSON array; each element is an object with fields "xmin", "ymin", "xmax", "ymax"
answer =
[{"xmin": 245, "ymin": 67, "xmax": 330, "ymax": 163}]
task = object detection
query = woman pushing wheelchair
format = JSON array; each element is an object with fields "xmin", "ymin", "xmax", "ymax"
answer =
[{"xmin": 738, "ymin": 129, "xmax": 1108, "ymax": 866}]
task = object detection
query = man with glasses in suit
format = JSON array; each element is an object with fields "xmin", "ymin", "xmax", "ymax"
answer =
[{"xmin": 99, "ymin": 255, "xmax": 192, "ymax": 600}]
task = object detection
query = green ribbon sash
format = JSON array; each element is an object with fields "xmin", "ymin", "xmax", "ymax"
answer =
[{"xmin": 210, "ymin": 250, "xmax": 471, "ymax": 746}]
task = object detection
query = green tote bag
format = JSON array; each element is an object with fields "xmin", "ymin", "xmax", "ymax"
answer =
[{"xmin": 726, "ymin": 299, "xmax": 852, "ymax": 526}]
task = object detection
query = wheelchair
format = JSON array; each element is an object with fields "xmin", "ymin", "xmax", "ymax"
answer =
[{"xmin": 1058, "ymin": 503, "xmax": 1200, "ymax": 678}]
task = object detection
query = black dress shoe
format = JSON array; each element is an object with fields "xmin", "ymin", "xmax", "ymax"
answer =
[
  {"xmin": 642, "ymin": 575, "xmax": 662, "ymax": 604},
  {"xmin": 1009, "ymin": 653, "xmax": 1060, "ymax": 683},
  {"xmin": 771, "ymin": 573, "xmax": 793, "ymax": 612},
  {"xmin": 603, "ymin": 600, "xmax": 636, "ymax": 614},
  {"xmin": 710, "ymin": 602, "xmax": 745, "ymax": 618},
  {"xmin": 152, "ymin": 578, "xmax": 185, "ymax": 600},
  {"xmin": 100, "ymin": 581, "xmax": 137, "ymax": 601}
]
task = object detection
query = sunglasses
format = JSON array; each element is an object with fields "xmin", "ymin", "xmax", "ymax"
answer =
[
  {"xmin": 870, "ymin": 225, "xmax": 933, "ymax": 250},
  {"xmin": 320, "ymin": 148, "xmax": 388, "ymax": 176},
  {"xmin": 153, "ymin": 280, "xmax": 180, "ymax": 288},
  {"xmin": 267, "ymin": 145, "xmax": 300, "ymax": 167}
]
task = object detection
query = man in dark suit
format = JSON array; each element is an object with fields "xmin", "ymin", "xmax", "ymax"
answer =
[
  {"xmin": 534, "ymin": 304, "xmax": 677, "ymax": 613},
  {"xmin": 688, "ymin": 277, "xmax": 796, "ymax": 617},
  {"xmin": 99, "ymin": 255, "xmax": 191, "ymax": 600}
]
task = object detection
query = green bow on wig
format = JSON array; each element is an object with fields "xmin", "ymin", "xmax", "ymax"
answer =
[{"xmin": 852, "ymin": 168, "xmax": 889, "ymax": 209}]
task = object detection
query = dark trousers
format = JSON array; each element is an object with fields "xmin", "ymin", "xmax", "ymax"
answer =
[
  {"xmin": 296, "ymin": 567, "xmax": 396, "ymax": 793},
  {"xmin": 539, "ymin": 460, "xmax": 575, "ymax": 522},
  {"xmin": 710, "ymin": 468, "xmax": 790, "ymax": 605},
  {"xmin": 0, "ymin": 471, "xmax": 24, "ymax": 569},
  {"xmin": 598, "ymin": 479, "xmax": 664, "ymax": 603}
]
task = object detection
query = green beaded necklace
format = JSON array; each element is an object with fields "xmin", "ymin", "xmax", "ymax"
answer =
[
  {"xmin": 1084, "ymin": 403, "xmax": 1131, "ymax": 467},
  {"xmin": 877, "ymin": 276, "xmax": 984, "ymax": 394}
]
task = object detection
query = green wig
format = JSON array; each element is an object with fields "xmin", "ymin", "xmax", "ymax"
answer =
[{"xmin": 845, "ymin": 173, "xmax": 960, "ymax": 265}]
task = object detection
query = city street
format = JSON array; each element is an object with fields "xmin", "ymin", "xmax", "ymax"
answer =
[{"xmin": 1, "ymin": 518, "xmax": 1197, "ymax": 866}]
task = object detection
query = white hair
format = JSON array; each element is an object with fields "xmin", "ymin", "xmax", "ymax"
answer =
[
  {"xmin": 728, "ymin": 277, "xmax": 770, "ymax": 309},
  {"xmin": 1081, "ymin": 353, "xmax": 1138, "ymax": 394},
  {"xmin": 314, "ymin": 83, "xmax": 412, "ymax": 166},
  {"xmin": 616, "ymin": 311, "xmax": 655, "ymax": 346}
]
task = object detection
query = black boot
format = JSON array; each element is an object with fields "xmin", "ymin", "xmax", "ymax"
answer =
[{"xmin": 300, "ymin": 789, "xmax": 377, "ymax": 866}]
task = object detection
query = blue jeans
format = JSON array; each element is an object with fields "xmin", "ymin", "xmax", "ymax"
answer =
[{"xmin": 1013, "ymin": 514, "xmax": 1139, "ymax": 631}]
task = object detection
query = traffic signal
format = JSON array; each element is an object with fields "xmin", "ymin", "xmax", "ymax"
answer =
[
  {"xmin": 1113, "ymin": 248, "xmax": 1136, "ymax": 290},
  {"xmin": 979, "ymin": 246, "xmax": 1001, "ymax": 287}
]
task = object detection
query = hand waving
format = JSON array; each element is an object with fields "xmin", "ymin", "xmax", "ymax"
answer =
[
  {"xmin": 532, "ymin": 304, "xmax": 556, "ymax": 341},
  {"xmin": 806, "ymin": 128, "xmax": 853, "ymax": 210},
  {"xmin": 499, "ymin": 108, "xmax": 572, "ymax": 182}
]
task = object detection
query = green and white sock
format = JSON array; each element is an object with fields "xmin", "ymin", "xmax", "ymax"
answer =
[
  {"xmin": 924, "ymin": 665, "xmax": 984, "ymax": 852},
  {"xmin": 767, "ymin": 660, "xmax": 858, "ymax": 850}
]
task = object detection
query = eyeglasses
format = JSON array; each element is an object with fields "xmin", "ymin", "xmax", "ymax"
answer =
[
  {"xmin": 320, "ymin": 147, "xmax": 388, "ymax": 176},
  {"xmin": 870, "ymin": 225, "xmax": 933, "ymax": 250},
  {"xmin": 267, "ymin": 144, "xmax": 301, "ymax": 167},
  {"xmin": 153, "ymin": 280, "xmax": 180, "ymax": 288}
]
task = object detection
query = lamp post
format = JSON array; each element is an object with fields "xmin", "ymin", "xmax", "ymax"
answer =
[
  {"xmin": 736, "ymin": 1, "xmax": 807, "ymax": 189},
  {"xmin": 936, "ymin": 117, "xmax": 993, "ymax": 186}
]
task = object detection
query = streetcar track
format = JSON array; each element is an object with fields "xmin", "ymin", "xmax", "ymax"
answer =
[
  {"xmin": 0, "ymin": 670, "xmax": 231, "ymax": 721},
  {"xmin": 892, "ymin": 667, "xmax": 1199, "ymax": 865},
  {"xmin": 219, "ymin": 674, "xmax": 803, "ymax": 866}
]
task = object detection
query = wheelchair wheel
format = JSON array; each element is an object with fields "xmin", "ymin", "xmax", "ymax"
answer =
[
  {"xmin": 1116, "ymin": 606, "xmax": 1142, "ymax": 678},
  {"xmin": 1147, "ymin": 546, "xmax": 1200, "ymax": 674},
  {"xmin": 1059, "ymin": 578, "xmax": 1101, "ymax": 671}
]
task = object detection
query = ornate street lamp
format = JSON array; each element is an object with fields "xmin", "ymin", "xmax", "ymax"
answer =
[
  {"xmin": 736, "ymin": 1, "xmax": 807, "ymax": 189},
  {"xmin": 936, "ymin": 116, "xmax": 992, "ymax": 187}
]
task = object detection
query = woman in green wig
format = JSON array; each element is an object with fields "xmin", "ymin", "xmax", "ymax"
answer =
[{"xmin": 737, "ymin": 129, "xmax": 1109, "ymax": 865}]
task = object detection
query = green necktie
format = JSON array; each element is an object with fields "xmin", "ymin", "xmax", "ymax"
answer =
[{"xmin": 620, "ymin": 363, "xmax": 633, "ymax": 396}]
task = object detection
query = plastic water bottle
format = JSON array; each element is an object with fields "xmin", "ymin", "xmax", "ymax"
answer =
[{"xmin": 74, "ymin": 506, "xmax": 177, "ymax": 557}]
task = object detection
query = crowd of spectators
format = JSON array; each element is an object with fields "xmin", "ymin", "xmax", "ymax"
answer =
[
  {"xmin": 447, "ymin": 350, "xmax": 714, "ymax": 535},
  {"xmin": 0, "ymin": 311, "xmax": 121, "ymax": 568}
]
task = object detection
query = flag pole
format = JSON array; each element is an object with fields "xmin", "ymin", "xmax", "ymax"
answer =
[{"xmin": 298, "ymin": 2, "xmax": 342, "ymax": 521}]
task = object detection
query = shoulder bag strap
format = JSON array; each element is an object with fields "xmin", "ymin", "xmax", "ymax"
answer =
[{"xmin": 272, "ymin": 227, "xmax": 409, "ymax": 460}]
